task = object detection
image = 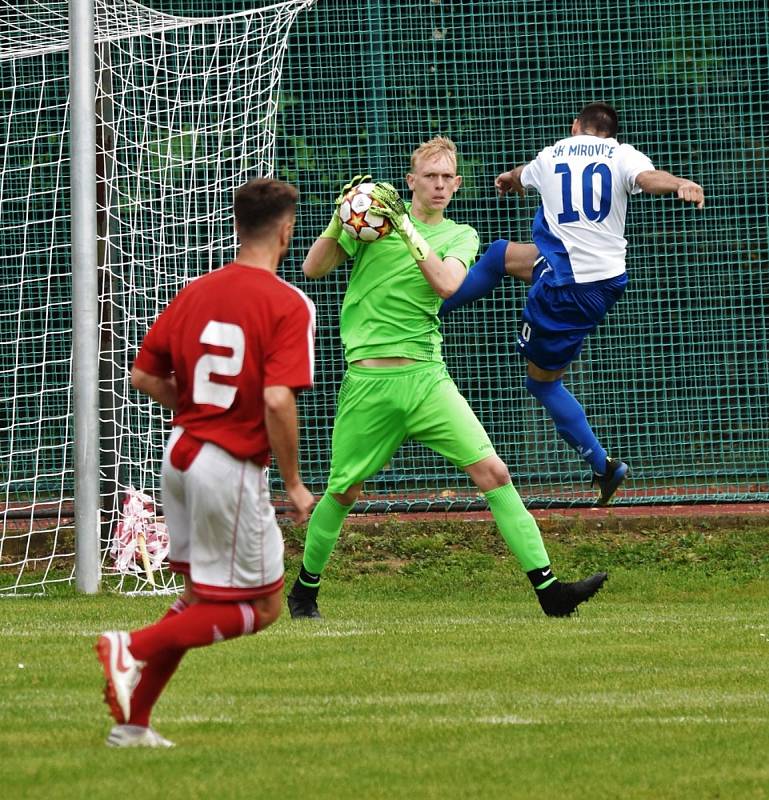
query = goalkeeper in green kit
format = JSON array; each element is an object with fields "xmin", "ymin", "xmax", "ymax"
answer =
[{"xmin": 288, "ymin": 136, "xmax": 606, "ymax": 619}]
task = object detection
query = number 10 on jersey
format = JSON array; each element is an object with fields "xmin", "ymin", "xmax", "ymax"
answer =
[{"xmin": 555, "ymin": 162, "xmax": 612, "ymax": 224}]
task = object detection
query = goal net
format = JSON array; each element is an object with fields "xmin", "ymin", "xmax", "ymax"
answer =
[{"xmin": 0, "ymin": 0, "xmax": 315, "ymax": 594}]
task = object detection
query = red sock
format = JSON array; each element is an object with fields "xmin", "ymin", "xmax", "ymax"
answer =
[
  {"xmin": 128, "ymin": 649, "xmax": 184, "ymax": 726},
  {"xmin": 129, "ymin": 601, "xmax": 258, "ymax": 662},
  {"xmin": 128, "ymin": 598, "xmax": 189, "ymax": 727}
]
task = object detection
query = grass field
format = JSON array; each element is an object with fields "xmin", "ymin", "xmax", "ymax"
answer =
[{"xmin": 2, "ymin": 514, "xmax": 769, "ymax": 800}]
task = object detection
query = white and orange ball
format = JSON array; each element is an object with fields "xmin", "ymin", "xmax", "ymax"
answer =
[{"xmin": 338, "ymin": 182, "xmax": 393, "ymax": 242}]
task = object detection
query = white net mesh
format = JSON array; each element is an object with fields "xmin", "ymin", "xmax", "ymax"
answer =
[{"xmin": 0, "ymin": 0, "xmax": 315, "ymax": 594}]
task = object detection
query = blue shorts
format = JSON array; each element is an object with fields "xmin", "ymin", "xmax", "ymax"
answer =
[{"xmin": 517, "ymin": 259, "xmax": 628, "ymax": 371}]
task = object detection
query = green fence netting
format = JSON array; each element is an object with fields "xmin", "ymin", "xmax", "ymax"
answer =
[{"xmin": 1, "ymin": 1, "xmax": 767, "ymax": 545}]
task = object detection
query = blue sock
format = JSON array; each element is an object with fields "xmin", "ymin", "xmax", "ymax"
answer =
[
  {"xmin": 526, "ymin": 377, "xmax": 608, "ymax": 474},
  {"xmin": 438, "ymin": 239, "xmax": 508, "ymax": 318}
]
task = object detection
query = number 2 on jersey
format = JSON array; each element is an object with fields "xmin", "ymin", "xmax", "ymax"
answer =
[
  {"xmin": 193, "ymin": 320, "xmax": 245, "ymax": 408},
  {"xmin": 555, "ymin": 162, "xmax": 612, "ymax": 224}
]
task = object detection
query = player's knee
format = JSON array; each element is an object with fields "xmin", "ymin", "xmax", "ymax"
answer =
[
  {"xmin": 526, "ymin": 375, "xmax": 560, "ymax": 402},
  {"xmin": 252, "ymin": 591, "xmax": 282, "ymax": 630},
  {"xmin": 504, "ymin": 242, "xmax": 538, "ymax": 283},
  {"xmin": 333, "ymin": 484, "xmax": 361, "ymax": 506},
  {"xmin": 468, "ymin": 455, "xmax": 511, "ymax": 490},
  {"xmin": 488, "ymin": 457, "xmax": 511, "ymax": 486}
]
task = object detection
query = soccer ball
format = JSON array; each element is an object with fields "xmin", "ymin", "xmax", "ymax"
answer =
[{"xmin": 338, "ymin": 183, "xmax": 393, "ymax": 242}]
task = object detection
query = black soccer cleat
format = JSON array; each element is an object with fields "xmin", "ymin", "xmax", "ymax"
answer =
[
  {"xmin": 592, "ymin": 458, "xmax": 629, "ymax": 506},
  {"xmin": 287, "ymin": 579, "xmax": 322, "ymax": 619},
  {"xmin": 535, "ymin": 572, "xmax": 608, "ymax": 617}
]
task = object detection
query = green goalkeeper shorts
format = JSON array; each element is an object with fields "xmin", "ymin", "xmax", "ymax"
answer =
[{"xmin": 326, "ymin": 361, "xmax": 497, "ymax": 494}]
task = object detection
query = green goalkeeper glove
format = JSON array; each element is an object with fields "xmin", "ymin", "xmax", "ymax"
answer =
[
  {"xmin": 370, "ymin": 182, "xmax": 431, "ymax": 262},
  {"xmin": 320, "ymin": 174, "xmax": 373, "ymax": 240}
]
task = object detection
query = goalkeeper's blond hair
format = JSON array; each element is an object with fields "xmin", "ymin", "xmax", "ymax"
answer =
[{"xmin": 410, "ymin": 136, "xmax": 458, "ymax": 172}]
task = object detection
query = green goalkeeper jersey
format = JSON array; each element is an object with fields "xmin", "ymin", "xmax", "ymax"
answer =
[{"xmin": 337, "ymin": 207, "xmax": 479, "ymax": 364}]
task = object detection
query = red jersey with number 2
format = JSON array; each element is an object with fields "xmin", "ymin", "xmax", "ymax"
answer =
[{"xmin": 134, "ymin": 263, "xmax": 315, "ymax": 463}]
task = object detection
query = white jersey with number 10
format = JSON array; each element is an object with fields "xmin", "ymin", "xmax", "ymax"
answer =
[{"xmin": 521, "ymin": 134, "xmax": 655, "ymax": 285}]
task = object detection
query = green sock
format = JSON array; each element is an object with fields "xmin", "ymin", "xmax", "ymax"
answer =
[
  {"xmin": 302, "ymin": 491, "xmax": 354, "ymax": 576},
  {"xmin": 484, "ymin": 483, "xmax": 551, "ymax": 574}
]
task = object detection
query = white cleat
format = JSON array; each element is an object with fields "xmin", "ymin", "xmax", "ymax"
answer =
[
  {"xmin": 95, "ymin": 631, "xmax": 144, "ymax": 724},
  {"xmin": 106, "ymin": 724, "xmax": 175, "ymax": 748}
]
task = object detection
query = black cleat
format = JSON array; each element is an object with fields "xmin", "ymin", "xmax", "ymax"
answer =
[
  {"xmin": 287, "ymin": 579, "xmax": 322, "ymax": 619},
  {"xmin": 536, "ymin": 572, "xmax": 608, "ymax": 617},
  {"xmin": 592, "ymin": 458, "xmax": 629, "ymax": 506}
]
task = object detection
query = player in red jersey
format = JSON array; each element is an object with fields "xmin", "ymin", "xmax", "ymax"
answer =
[{"xmin": 95, "ymin": 178, "xmax": 316, "ymax": 748}]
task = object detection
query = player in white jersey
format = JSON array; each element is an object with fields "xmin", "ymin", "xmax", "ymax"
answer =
[{"xmin": 440, "ymin": 103, "xmax": 704, "ymax": 504}]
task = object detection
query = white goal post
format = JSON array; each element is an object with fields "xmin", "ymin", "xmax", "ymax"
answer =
[{"xmin": 0, "ymin": 0, "xmax": 316, "ymax": 595}]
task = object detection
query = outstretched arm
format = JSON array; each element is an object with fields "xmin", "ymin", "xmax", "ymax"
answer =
[{"xmin": 635, "ymin": 170, "xmax": 705, "ymax": 209}]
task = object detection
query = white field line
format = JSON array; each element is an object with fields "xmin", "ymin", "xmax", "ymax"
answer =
[{"xmin": 158, "ymin": 711, "xmax": 769, "ymax": 727}]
